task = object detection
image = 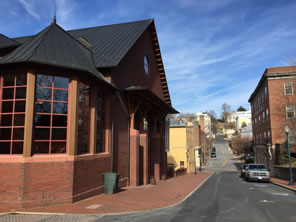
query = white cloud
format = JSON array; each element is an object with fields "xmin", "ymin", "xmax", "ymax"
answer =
[
  {"xmin": 56, "ymin": 0, "xmax": 77, "ymax": 29},
  {"xmin": 18, "ymin": 0, "xmax": 40, "ymax": 19}
]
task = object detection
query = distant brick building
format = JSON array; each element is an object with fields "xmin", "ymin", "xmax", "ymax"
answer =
[
  {"xmin": 249, "ymin": 66, "xmax": 296, "ymax": 168},
  {"xmin": 0, "ymin": 19, "xmax": 177, "ymax": 209}
]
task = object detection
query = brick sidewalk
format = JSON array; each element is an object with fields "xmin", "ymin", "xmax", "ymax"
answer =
[
  {"xmin": 1, "ymin": 172, "xmax": 212, "ymax": 215},
  {"xmin": 271, "ymin": 177, "xmax": 296, "ymax": 192}
]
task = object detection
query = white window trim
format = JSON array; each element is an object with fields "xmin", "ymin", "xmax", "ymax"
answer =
[
  {"xmin": 284, "ymin": 82, "xmax": 293, "ymax": 96},
  {"xmin": 286, "ymin": 105, "xmax": 295, "ymax": 119}
]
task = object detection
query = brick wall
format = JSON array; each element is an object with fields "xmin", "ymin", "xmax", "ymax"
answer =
[
  {"xmin": 110, "ymin": 28, "xmax": 165, "ymax": 101},
  {"xmin": 72, "ymin": 155, "xmax": 111, "ymax": 202},
  {"xmin": 0, "ymin": 160, "xmax": 74, "ymax": 209},
  {"xmin": 0, "ymin": 163, "xmax": 24, "ymax": 210}
]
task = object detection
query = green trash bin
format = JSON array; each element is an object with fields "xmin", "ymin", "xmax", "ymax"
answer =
[{"xmin": 103, "ymin": 172, "xmax": 119, "ymax": 194}]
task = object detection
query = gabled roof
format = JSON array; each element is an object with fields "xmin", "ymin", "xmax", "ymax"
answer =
[
  {"xmin": 0, "ymin": 21, "xmax": 108, "ymax": 83},
  {"xmin": 0, "ymin": 33, "xmax": 19, "ymax": 49},
  {"xmin": 7, "ymin": 18, "xmax": 172, "ymax": 105},
  {"xmin": 13, "ymin": 19, "xmax": 154, "ymax": 68}
]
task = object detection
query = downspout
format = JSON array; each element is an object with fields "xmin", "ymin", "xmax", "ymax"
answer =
[{"xmin": 127, "ymin": 116, "xmax": 130, "ymax": 186}]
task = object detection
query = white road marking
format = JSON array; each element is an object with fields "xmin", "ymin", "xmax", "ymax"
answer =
[
  {"xmin": 260, "ymin": 200, "xmax": 275, "ymax": 203},
  {"xmin": 271, "ymin": 193, "xmax": 290, "ymax": 196}
]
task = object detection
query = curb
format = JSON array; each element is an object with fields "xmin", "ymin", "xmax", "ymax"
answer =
[
  {"xmin": 97, "ymin": 172, "xmax": 215, "ymax": 216},
  {"xmin": 9, "ymin": 173, "xmax": 214, "ymax": 217},
  {"xmin": 270, "ymin": 181, "xmax": 296, "ymax": 193}
]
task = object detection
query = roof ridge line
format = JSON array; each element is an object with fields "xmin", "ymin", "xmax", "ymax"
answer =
[
  {"xmin": 26, "ymin": 24, "xmax": 53, "ymax": 61},
  {"xmin": 54, "ymin": 23, "xmax": 94, "ymax": 53},
  {"xmin": 0, "ymin": 33, "xmax": 19, "ymax": 45},
  {"xmin": 67, "ymin": 18, "xmax": 153, "ymax": 32},
  {"xmin": 112, "ymin": 19, "xmax": 154, "ymax": 67}
]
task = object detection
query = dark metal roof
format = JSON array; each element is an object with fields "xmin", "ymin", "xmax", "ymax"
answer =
[
  {"xmin": 0, "ymin": 33, "xmax": 19, "ymax": 49},
  {"xmin": 13, "ymin": 19, "xmax": 154, "ymax": 68},
  {"xmin": 0, "ymin": 22, "xmax": 108, "ymax": 83},
  {"xmin": 123, "ymin": 85, "xmax": 178, "ymax": 114}
]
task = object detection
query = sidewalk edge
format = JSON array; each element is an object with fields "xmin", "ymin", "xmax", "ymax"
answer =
[
  {"xmin": 99, "ymin": 172, "xmax": 215, "ymax": 216},
  {"xmin": 10, "ymin": 172, "xmax": 214, "ymax": 217},
  {"xmin": 271, "ymin": 181, "xmax": 296, "ymax": 192}
]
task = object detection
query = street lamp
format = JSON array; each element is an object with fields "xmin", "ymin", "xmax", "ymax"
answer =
[{"xmin": 284, "ymin": 126, "xmax": 295, "ymax": 185}]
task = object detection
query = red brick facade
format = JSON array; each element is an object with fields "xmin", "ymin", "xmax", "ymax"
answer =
[
  {"xmin": 249, "ymin": 66, "xmax": 296, "ymax": 166},
  {"xmin": 0, "ymin": 20, "xmax": 173, "ymax": 210}
]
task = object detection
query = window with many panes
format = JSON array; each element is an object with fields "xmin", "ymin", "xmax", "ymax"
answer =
[
  {"xmin": 33, "ymin": 74, "xmax": 69, "ymax": 154},
  {"xmin": 0, "ymin": 74, "xmax": 27, "ymax": 154},
  {"xmin": 286, "ymin": 105, "xmax": 295, "ymax": 119},
  {"xmin": 96, "ymin": 91, "xmax": 105, "ymax": 153},
  {"xmin": 284, "ymin": 82, "xmax": 293, "ymax": 95},
  {"xmin": 77, "ymin": 82, "xmax": 90, "ymax": 154}
]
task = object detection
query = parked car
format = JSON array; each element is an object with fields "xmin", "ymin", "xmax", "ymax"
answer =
[
  {"xmin": 245, "ymin": 153, "xmax": 254, "ymax": 164},
  {"xmin": 240, "ymin": 164, "xmax": 248, "ymax": 178},
  {"xmin": 211, "ymin": 151, "xmax": 216, "ymax": 158},
  {"xmin": 245, "ymin": 164, "xmax": 270, "ymax": 182}
]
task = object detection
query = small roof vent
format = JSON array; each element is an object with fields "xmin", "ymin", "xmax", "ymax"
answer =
[{"xmin": 78, "ymin": 36, "xmax": 92, "ymax": 49}]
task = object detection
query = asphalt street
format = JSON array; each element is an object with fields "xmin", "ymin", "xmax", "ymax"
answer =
[
  {"xmin": 100, "ymin": 135, "xmax": 296, "ymax": 222},
  {"xmin": 2, "ymin": 135, "xmax": 296, "ymax": 222}
]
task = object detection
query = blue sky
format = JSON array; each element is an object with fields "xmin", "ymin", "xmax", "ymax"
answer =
[{"xmin": 1, "ymin": 0, "xmax": 296, "ymax": 116}]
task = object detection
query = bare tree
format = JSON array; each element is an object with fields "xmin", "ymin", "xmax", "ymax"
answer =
[
  {"xmin": 286, "ymin": 52, "xmax": 296, "ymax": 66},
  {"xmin": 221, "ymin": 103, "xmax": 232, "ymax": 122},
  {"xmin": 230, "ymin": 136, "xmax": 252, "ymax": 155},
  {"xmin": 207, "ymin": 110, "xmax": 218, "ymax": 134}
]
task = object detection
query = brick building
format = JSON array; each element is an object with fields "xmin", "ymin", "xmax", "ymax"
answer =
[
  {"xmin": 249, "ymin": 66, "xmax": 296, "ymax": 168},
  {"xmin": 0, "ymin": 19, "xmax": 177, "ymax": 209}
]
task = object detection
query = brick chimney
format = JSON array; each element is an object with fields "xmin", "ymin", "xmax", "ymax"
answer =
[{"xmin": 200, "ymin": 115, "xmax": 205, "ymax": 132}]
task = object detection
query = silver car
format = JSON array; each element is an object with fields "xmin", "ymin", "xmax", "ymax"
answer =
[{"xmin": 245, "ymin": 164, "xmax": 270, "ymax": 182}]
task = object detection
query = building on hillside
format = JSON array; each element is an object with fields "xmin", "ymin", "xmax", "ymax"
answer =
[
  {"xmin": 248, "ymin": 66, "xmax": 296, "ymax": 168},
  {"xmin": 235, "ymin": 110, "xmax": 252, "ymax": 131},
  {"xmin": 168, "ymin": 118, "xmax": 208, "ymax": 175},
  {"xmin": 196, "ymin": 112, "xmax": 212, "ymax": 136},
  {"xmin": 0, "ymin": 18, "xmax": 177, "ymax": 209},
  {"xmin": 227, "ymin": 110, "xmax": 251, "ymax": 129},
  {"xmin": 240, "ymin": 124, "xmax": 253, "ymax": 138}
]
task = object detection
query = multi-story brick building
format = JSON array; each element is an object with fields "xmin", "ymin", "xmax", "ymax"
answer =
[
  {"xmin": 249, "ymin": 66, "xmax": 296, "ymax": 168},
  {"xmin": 0, "ymin": 18, "xmax": 177, "ymax": 209}
]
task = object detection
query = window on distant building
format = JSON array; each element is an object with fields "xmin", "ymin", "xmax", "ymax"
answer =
[
  {"xmin": 266, "ymin": 108, "xmax": 269, "ymax": 120},
  {"xmin": 258, "ymin": 115, "xmax": 261, "ymax": 124},
  {"xmin": 0, "ymin": 74, "xmax": 27, "ymax": 154},
  {"xmin": 264, "ymin": 132, "xmax": 266, "ymax": 139},
  {"xmin": 264, "ymin": 86, "xmax": 267, "ymax": 98},
  {"xmin": 286, "ymin": 105, "xmax": 295, "ymax": 119},
  {"xmin": 180, "ymin": 161, "xmax": 184, "ymax": 168},
  {"xmin": 33, "ymin": 74, "xmax": 69, "ymax": 154},
  {"xmin": 262, "ymin": 112, "xmax": 265, "ymax": 123},
  {"xmin": 284, "ymin": 82, "xmax": 293, "ymax": 95},
  {"xmin": 268, "ymin": 130, "xmax": 270, "ymax": 138}
]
